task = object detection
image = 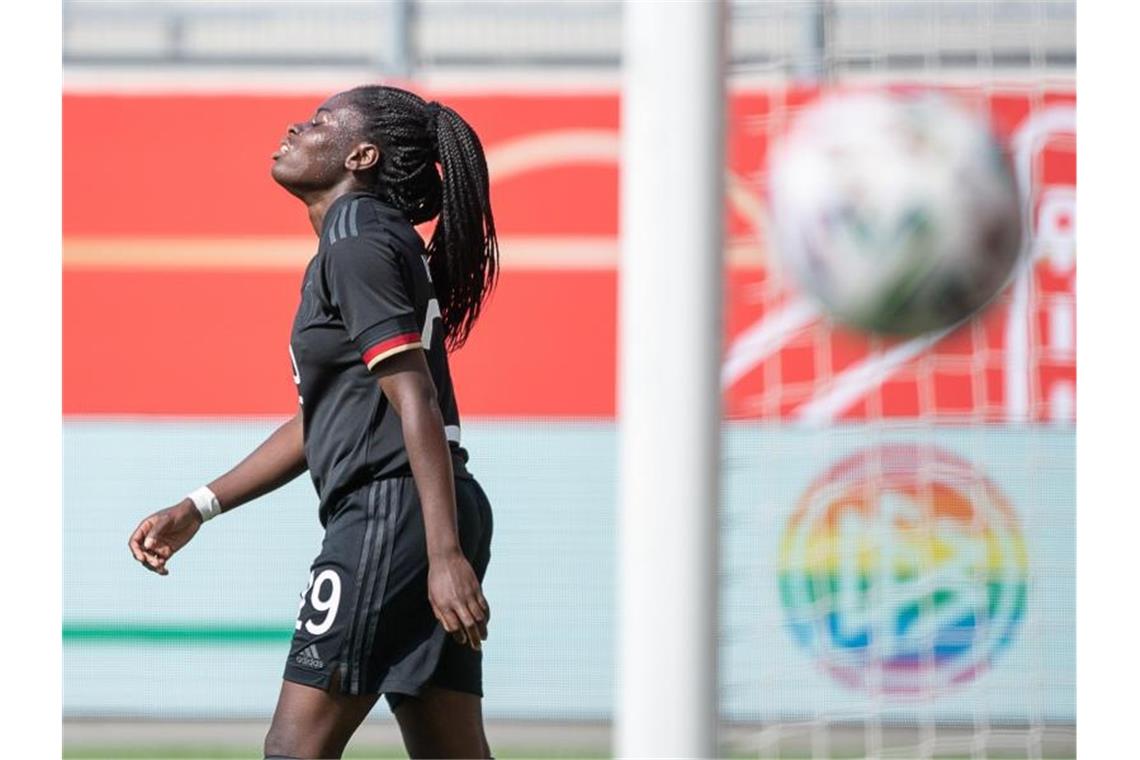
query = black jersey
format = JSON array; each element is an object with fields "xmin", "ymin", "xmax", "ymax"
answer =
[{"xmin": 289, "ymin": 192, "xmax": 467, "ymax": 525}]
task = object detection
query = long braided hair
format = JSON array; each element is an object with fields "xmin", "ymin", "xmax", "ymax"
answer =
[{"xmin": 344, "ymin": 85, "xmax": 498, "ymax": 351}]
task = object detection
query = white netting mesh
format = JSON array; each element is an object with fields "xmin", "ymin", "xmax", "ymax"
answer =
[{"xmin": 722, "ymin": 2, "xmax": 1074, "ymax": 758}]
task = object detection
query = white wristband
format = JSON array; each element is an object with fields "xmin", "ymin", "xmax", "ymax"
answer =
[{"xmin": 187, "ymin": 486, "xmax": 222, "ymax": 523}]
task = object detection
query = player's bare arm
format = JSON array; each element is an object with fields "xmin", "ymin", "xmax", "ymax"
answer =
[
  {"xmin": 373, "ymin": 349, "xmax": 490, "ymax": 653},
  {"xmin": 127, "ymin": 410, "xmax": 308, "ymax": 575}
]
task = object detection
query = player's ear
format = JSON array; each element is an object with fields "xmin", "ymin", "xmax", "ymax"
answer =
[{"xmin": 345, "ymin": 142, "xmax": 380, "ymax": 173}]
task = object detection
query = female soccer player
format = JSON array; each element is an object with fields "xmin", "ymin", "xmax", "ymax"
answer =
[{"xmin": 127, "ymin": 85, "xmax": 498, "ymax": 759}]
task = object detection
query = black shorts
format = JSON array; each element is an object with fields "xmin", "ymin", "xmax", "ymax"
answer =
[{"xmin": 282, "ymin": 474, "xmax": 493, "ymax": 712}]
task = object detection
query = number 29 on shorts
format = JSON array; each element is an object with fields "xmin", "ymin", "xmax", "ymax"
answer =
[{"xmin": 295, "ymin": 568, "xmax": 341, "ymax": 635}]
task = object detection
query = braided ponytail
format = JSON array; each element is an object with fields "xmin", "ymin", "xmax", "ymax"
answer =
[
  {"xmin": 346, "ymin": 85, "xmax": 498, "ymax": 350},
  {"xmin": 424, "ymin": 100, "xmax": 499, "ymax": 350}
]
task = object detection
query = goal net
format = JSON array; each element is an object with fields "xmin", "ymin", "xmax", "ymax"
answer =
[{"xmin": 719, "ymin": 2, "xmax": 1075, "ymax": 758}]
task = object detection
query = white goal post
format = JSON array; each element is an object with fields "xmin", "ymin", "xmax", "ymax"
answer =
[{"xmin": 616, "ymin": 0, "xmax": 726, "ymax": 757}]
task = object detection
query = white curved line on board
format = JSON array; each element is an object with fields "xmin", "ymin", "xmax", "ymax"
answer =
[
  {"xmin": 721, "ymin": 299, "xmax": 818, "ymax": 389},
  {"xmin": 1005, "ymin": 104, "xmax": 1076, "ymax": 423},
  {"xmin": 794, "ymin": 327, "xmax": 953, "ymax": 426},
  {"xmin": 484, "ymin": 128, "xmax": 767, "ymax": 269},
  {"xmin": 485, "ymin": 128, "xmax": 766, "ymax": 235},
  {"xmin": 485, "ymin": 129, "xmax": 620, "ymax": 183}
]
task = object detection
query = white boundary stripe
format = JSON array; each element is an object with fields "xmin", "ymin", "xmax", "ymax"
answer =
[
  {"xmin": 794, "ymin": 327, "xmax": 952, "ymax": 426},
  {"xmin": 63, "ymin": 235, "xmax": 766, "ymax": 270},
  {"xmin": 721, "ymin": 298, "xmax": 818, "ymax": 389}
]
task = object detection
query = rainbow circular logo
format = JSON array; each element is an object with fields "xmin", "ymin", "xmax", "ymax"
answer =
[{"xmin": 779, "ymin": 443, "xmax": 1027, "ymax": 696}]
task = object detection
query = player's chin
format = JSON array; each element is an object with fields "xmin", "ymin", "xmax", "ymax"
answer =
[{"xmin": 270, "ymin": 158, "xmax": 300, "ymax": 187}]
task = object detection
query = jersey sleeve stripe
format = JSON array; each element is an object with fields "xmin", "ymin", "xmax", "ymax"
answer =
[
  {"xmin": 347, "ymin": 198, "xmax": 360, "ymax": 237},
  {"xmin": 327, "ymin": 208, "xmax": 339, "ymax": 245},
  {"xmin": 337, "ymin": 203, "xmax": 349, "ymax": 240},
  {"xmin": 363, "ymin": 332, "xmax": 422, "ymax": 369}
]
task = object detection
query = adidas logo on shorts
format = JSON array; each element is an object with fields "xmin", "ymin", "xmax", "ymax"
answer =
[{"xmin": 294, "ymin": 643, "xmax": 324, "ymax": 670}]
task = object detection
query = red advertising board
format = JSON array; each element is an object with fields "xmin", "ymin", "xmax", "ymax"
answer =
[{"xmin": 63, "ymin": 88, "xmax": 1075, "ymax": 421}]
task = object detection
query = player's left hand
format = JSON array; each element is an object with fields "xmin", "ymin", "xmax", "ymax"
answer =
[{"xmin": 427, "ymin": 549, "xmax": 490, "ymax": 652}]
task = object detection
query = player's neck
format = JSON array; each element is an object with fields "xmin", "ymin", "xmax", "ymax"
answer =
[{"xmin": 305, "ymin": 180, "xmax": 369, "ymax": 236}]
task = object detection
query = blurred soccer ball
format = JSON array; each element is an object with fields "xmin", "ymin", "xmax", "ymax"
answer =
[{"xmin": 767, "ymin": 90, "xmax": 1023, "ymax": 335}]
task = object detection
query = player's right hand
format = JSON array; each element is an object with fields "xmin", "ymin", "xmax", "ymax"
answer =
[
  {"xmin": 427, "ymin": 550, "xmax": 490, "ymax": 653},
  {"xmin": 128, "ymin": 500, "xmax": 203, "ymax": 576}
]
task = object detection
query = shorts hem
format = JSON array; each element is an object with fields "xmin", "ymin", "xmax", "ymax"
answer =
[
  {"xmin": 282, "ymin": 666, "xmax": 335, "ymax": 691},
  {"xmin": 280, "ymin": 671, "xmax": 480, "ymax": 701},
  {"xmin": 381, "ymin": 677, "xmax": 483, "ymax": 715},
  {"xmin": 377, "ymin": 678, "xmax": 430, "ymax": 697}
]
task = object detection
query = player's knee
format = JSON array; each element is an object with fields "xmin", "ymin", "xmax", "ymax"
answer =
[
  {"xmin": 395, "ymin": 688, "xmax": 489, "ymax": 759},
  {"xmin": 263, "ymin": 723, "xmax": 303, "ymax": 759},
  {"xmin": 265, "ymin": 716, "xmax": 350, "ymax": 760}
]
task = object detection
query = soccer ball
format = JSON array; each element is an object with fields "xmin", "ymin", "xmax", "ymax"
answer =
[{"xmin": 766, "ymin": 90, "xmax": 1023, "ymax": 335}]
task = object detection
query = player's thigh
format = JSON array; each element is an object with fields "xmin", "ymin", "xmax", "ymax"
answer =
[
  {"xmin": 393, "ymin": 685, "xmax": 490, "ymax": 759},
  {"xmin": 264, "ymin": 675, "xmax": 380, "ymax": 759}
]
